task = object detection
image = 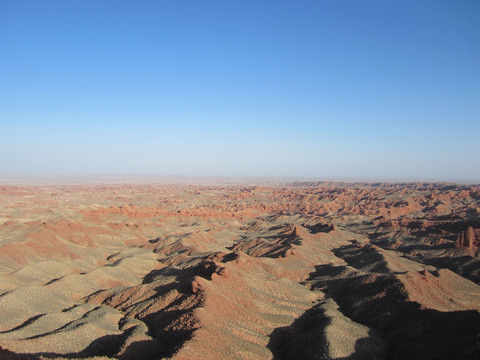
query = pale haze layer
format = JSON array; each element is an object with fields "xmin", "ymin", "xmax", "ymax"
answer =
[{"xmin": 1, "ymin": 1, "xmax": 479, "ymax": 182}]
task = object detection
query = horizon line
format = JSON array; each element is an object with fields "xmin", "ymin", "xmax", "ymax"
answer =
[{"xmin": 0, "ymin": 174, "xmax": 478, "ymax": 186}]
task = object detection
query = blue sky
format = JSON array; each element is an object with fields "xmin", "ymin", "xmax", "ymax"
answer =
[{"xmin": 1, "ymin": 1, "xmax": 479, "ymax": 182}]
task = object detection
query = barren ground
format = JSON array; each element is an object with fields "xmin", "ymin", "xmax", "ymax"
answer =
[{"xmin": 0, "ymin": 182, "xmax": 479, "ymax": 359}]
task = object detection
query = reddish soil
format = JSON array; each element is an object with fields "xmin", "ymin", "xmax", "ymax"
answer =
[{"xmin": 0, "ymin": 182, "xmax": 479, "ymax": 359}]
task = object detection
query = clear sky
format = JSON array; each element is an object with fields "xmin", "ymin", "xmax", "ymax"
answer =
[{"xmin": 1, "ymin": 1, "xmax": 479, "ymax": 182}]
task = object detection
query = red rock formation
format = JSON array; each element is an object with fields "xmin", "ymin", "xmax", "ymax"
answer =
[
  {"xmin": 1, "ymin": 182, "xmax": 480, "ymax": 359},
  {"xmin": 456, "ymin": 227, "xmax": 480, "ymax": 256}
]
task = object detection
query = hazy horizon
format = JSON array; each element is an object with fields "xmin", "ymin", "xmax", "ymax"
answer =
[
  {"xmin": 0, "ymin": 174, "xmax": 478, "ymax": 187},
  {"xmin": 1, "ymin": 1, "xmax": 479, "ymax": 182}
]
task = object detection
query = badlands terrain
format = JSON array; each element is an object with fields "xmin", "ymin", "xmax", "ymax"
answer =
[{"xmin": 0, "ymin": 181, "xmax": 479, "ymax": 359}]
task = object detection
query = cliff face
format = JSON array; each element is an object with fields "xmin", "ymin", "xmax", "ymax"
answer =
[{"xmin": 456, "ymin": 227, "xmax": 480, "ymax": 256}]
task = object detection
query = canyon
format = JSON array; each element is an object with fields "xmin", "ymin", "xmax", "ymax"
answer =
[{"xmin": 0, "ymin": 181, "xmax": 479, "ymax": 359}]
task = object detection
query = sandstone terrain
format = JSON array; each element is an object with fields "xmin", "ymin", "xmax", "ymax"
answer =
[{"xmin": 0, "ymin": 181, "xmax": 479, "ymax": 359}]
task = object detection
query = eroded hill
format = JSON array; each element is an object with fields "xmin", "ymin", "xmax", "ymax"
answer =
[{"xmin": 0, "ymin": 182, "xmax": 479, "ymax": 359}]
